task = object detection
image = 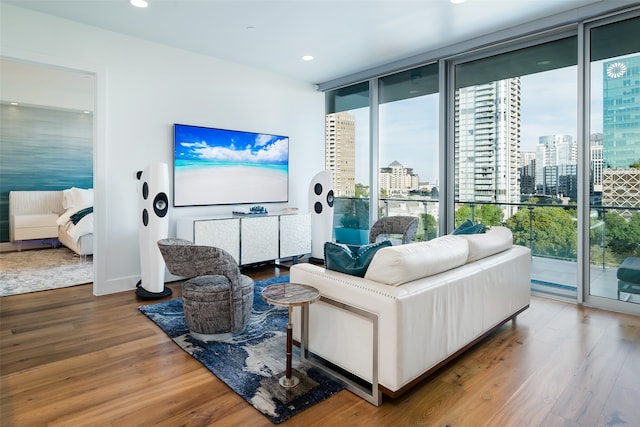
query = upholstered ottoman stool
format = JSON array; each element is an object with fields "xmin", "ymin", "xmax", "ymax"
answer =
[
  {"xmin": 182, "ymin": 274, "xmax": 254, "ymax": 341},
  {"xmin": 617, "ymin": 257, "xmax": 640, "ymax": 300}
]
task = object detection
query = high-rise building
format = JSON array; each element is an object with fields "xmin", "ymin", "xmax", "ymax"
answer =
[
  {"xmin": 519, "ymin": 151, "xmax": 536, "ymax": 195},
  {"xmin": 455, "ymin": 78, "xmax": 521, "ymax": 217},
  {"xmin": 379, "ymin": 160, "xmax": 419, "ymax": 196},
  {"xmin": 602, "ymin": 55, "xmax": 640, "ymax": 169},
  {"xmin": 535, "ymin": 134, "xmax": 577, "ymax": 197},
  {"xmin": 602, "ymin": 169, "xmax": 640, "ymax": 218},
  {"xmin": 325, "ymin": 112, "xmax": 356, "ymax": 197}
]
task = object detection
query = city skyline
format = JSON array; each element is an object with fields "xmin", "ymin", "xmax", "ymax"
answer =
[{"xmin": 348, "ymin": 62, "xmax": 608, "ymax": 185}]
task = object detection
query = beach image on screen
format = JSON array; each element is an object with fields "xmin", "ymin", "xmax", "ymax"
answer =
[{"xmin": 173, "ymin": 124, "xmax": 289, "ymax": 206}]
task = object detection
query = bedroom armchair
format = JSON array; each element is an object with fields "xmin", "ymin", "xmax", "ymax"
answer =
[
  {"xmin": 157, "ymin": 238, "xmax": 254, "ymax": 341},
  {"xmin": 369, "ymin": 215, "xmax": 419, "ymax": 245}
]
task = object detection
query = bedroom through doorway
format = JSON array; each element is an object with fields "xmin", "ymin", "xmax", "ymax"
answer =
[{"xmin": 0, "ymin": 59, "xmax": 96, "ymax": 295}]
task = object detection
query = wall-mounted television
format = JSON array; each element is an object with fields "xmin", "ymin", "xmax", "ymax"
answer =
[{"xmin": 173, "ymin": 123, "xmax": 289, "ymax": 207}]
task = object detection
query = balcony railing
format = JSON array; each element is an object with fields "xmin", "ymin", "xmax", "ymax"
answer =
[{"xmin": 332, "ymin": 196, "xmax": 639, "ymax": 303}]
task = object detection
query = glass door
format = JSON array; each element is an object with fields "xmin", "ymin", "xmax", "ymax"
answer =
[
  {"xmin": 452, "ymin": 36, "xmax": 580, "ymax": 299},
  {"xmin": 378, "ymin": 64, "xmax": 440, "ymax": 241},
  {"xmin": 325, "ymin": 82, "xmax": 371, "ymax": 245},
  {"xmin": 587, "ymin": 15, "xmax": 640, "ymax": 309}
]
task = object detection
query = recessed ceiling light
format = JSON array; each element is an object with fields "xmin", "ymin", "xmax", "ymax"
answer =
[
  {"xmin": 538, "ymin": 60, "xmax": 551, "ymax": 65},
  {"xmin": 10, "ymin": 102, "xmax": 18, "ymax": 106},
  {"xmin": 450, "ymin": 0, "xmax": 467, "ymax": 4},
  {"xmin": 130, "ymin": 0, "xmax": 148, "ymax": 8},
  {"xmin": 302, "ymin": 55, "xmax": 314, "ymax": 61}
]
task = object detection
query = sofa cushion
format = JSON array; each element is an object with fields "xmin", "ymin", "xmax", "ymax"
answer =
[
  {"xmin": 324, "ymin": 240, "xmax": 392, "ymax": 277},
  {"xmin": 364, "ymin": 235, "xmax": 469, "ymax": 286},
  {"xmin": 458, "ymin": 226, "xmax": 513, "ymax": 263},
  {"xmin": 452, "ymin": 219, "xmax": 486, "ymax": 235}
]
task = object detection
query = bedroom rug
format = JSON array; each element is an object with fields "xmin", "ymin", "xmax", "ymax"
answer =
[
  {"xmin": 139, "ymin": 275, "xmax": 344, "ymax": 424},
  {"xmin": 0, "ymin": 247, "xmax": 93, "ymax": 296}
]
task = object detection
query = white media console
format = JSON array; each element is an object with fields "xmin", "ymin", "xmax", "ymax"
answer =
[{"xmin": 176, "ymin": 212, "xmax": 311, "ymax": 266}]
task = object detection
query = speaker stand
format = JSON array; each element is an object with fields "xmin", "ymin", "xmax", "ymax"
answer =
[{"xmin": 135, "ymin": 280, "xmax": 173, "ymax": 299}]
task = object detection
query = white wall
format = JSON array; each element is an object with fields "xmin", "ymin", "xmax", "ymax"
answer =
[{"xmin": 0, "ymin": 4, "xmax": 325, "ymax": 295}]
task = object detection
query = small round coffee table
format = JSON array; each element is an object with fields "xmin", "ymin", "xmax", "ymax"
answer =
[{"xmin": 261, "ymin": 282, "xmax": 320, "ymax": 388}]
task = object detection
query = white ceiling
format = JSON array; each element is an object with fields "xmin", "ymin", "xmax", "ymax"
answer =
[{"xmin": 2, "ymin": 0, "xmax": 616, "ymax": 85}]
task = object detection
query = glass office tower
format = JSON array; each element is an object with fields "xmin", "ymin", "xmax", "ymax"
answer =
[{"xmin": 602, "ymin": 55, "xmax": 640, "ymax": 169}]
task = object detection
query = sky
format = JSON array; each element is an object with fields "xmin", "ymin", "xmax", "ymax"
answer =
[
  {"xmin": 174, "ymin": 124, "xmax": 289, "ymax": 164},
  {"xmin": 347, "ymin": 62, "xmax": 607, "ymax": 185}
]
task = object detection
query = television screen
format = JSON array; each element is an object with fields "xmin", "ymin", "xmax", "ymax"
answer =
[{"xmin": 173, "ymin": 124, "xmax": 289, "ymax": 207}]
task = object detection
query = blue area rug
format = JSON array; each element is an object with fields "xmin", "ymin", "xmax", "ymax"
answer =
[{"xmin": 139, "ymin": 275, "xmax": 344, "ymax": 424}]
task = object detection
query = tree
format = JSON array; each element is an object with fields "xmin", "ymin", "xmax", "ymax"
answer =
[
  {"xmin": 454, "ymin": 203, "xmax": 503, "ymax": 227},
  {"xmin": 454, "ymin": 205, "xmax": 472, "ymax": 228},
  {"xmin": 505, "ymin": 206, "xmax": 577, "ymax": 259},
  {"xmin": 418, "ymin": 213, "xmax": 438, "ymax": 241},
  {"xmin": 338, "ymin": 197, "xmax": 369, "ymax": 229},
  {"xmin": 355, "ymin": 183, "xmax": 369, "ymax": 198},
  {"xmin": 630, "ymin": 159, "xmax": 640, "ymax": 169},
  {"xmin": 476, "ymin": 204, "xmax": 504, "ymax": 226},
  {"xmin": 604, "ymin": 211, "xmax": 640, "ymax": 258}
]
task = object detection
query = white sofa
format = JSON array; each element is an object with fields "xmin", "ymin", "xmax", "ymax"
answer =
[{"xmin": 290, "ymin": 226, "xmax": 531, "ymax": 405}]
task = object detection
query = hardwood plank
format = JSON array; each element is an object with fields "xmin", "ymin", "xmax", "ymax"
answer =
[
  {"xmin": 1, "ymin": 266, "xmax": 638, "ymax": 426},
  {"xmin": 549, "ymin": 334, "xmax": 630, "ymax": 425}
]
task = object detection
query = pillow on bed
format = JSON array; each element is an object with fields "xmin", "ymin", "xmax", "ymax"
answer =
[{"xmin": 62, "ymin": 187, "xmax": 94, "ymax": 210}]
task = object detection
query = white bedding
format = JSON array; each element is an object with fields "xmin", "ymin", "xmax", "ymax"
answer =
[
  {"xmin": 56, "ymin": 187, "xmax": 94, "ymax": 243},
  {"xmin": 57, "ymin": 203, "xmax": 94, "ymax": 242},
  {"xmin": 8, "ymin": 188, "xmax": 94, "ymax": 255}
]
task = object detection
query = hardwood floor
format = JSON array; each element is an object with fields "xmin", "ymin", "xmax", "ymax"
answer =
[{"xmin": 2, "ymin": 266, "xmax": 639, "ymax": 426}]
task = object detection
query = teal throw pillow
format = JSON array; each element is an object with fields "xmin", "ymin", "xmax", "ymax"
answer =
[
  {"xmin": 452, "ymin": 220, "xmax": 486, "ymax": 235},
  {"xmin": 452, "ymin": 219, "xmax": 473, "ymax": 234},
  {"xmin": 324, "ymin": 240, "xmax": 392, "ymax": 277}
]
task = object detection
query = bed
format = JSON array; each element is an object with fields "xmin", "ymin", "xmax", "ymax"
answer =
[{"xmin": 8, "ymin": 188, "xmax": 94, "ymax": 255}]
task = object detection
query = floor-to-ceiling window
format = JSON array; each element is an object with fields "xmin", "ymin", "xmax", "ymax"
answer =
[
  {"xmin": 379, "ymin": 64, "xmax": 440, "ymax": 241},
  {"xmin": 321, "ymin": 6, "xmax": 640, "ymax": 315},
  {"xmin": 325, "ymin": 82, "xmax": 371, "ymax": 245},
  {"xmin": 587, "ymin": 15, "xmax": 640, "ymax": 307},
  {"xmin": 452, "ymin": 36, "xmax": 579, "ymax": 298}
]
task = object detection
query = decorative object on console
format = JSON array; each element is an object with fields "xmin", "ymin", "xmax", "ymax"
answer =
[
  {"xmin": 232, "ymin": 205, "xmax": 268, "ymax": 216},
  {"xmin": 135, "ymin": 163, "xmax": 171, "ymax": 299},
  {"xmin": 173, "ymin": 124, "xmax": 288, "ymax": 207},
  {"xmin": 308, "ymin": 171, "xmax": 334, "ymax": 262}
]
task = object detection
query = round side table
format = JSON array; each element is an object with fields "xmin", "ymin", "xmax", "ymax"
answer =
[{"xmin": 261, "ymin": 282, "xmax": 320, "ymax": 388}]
